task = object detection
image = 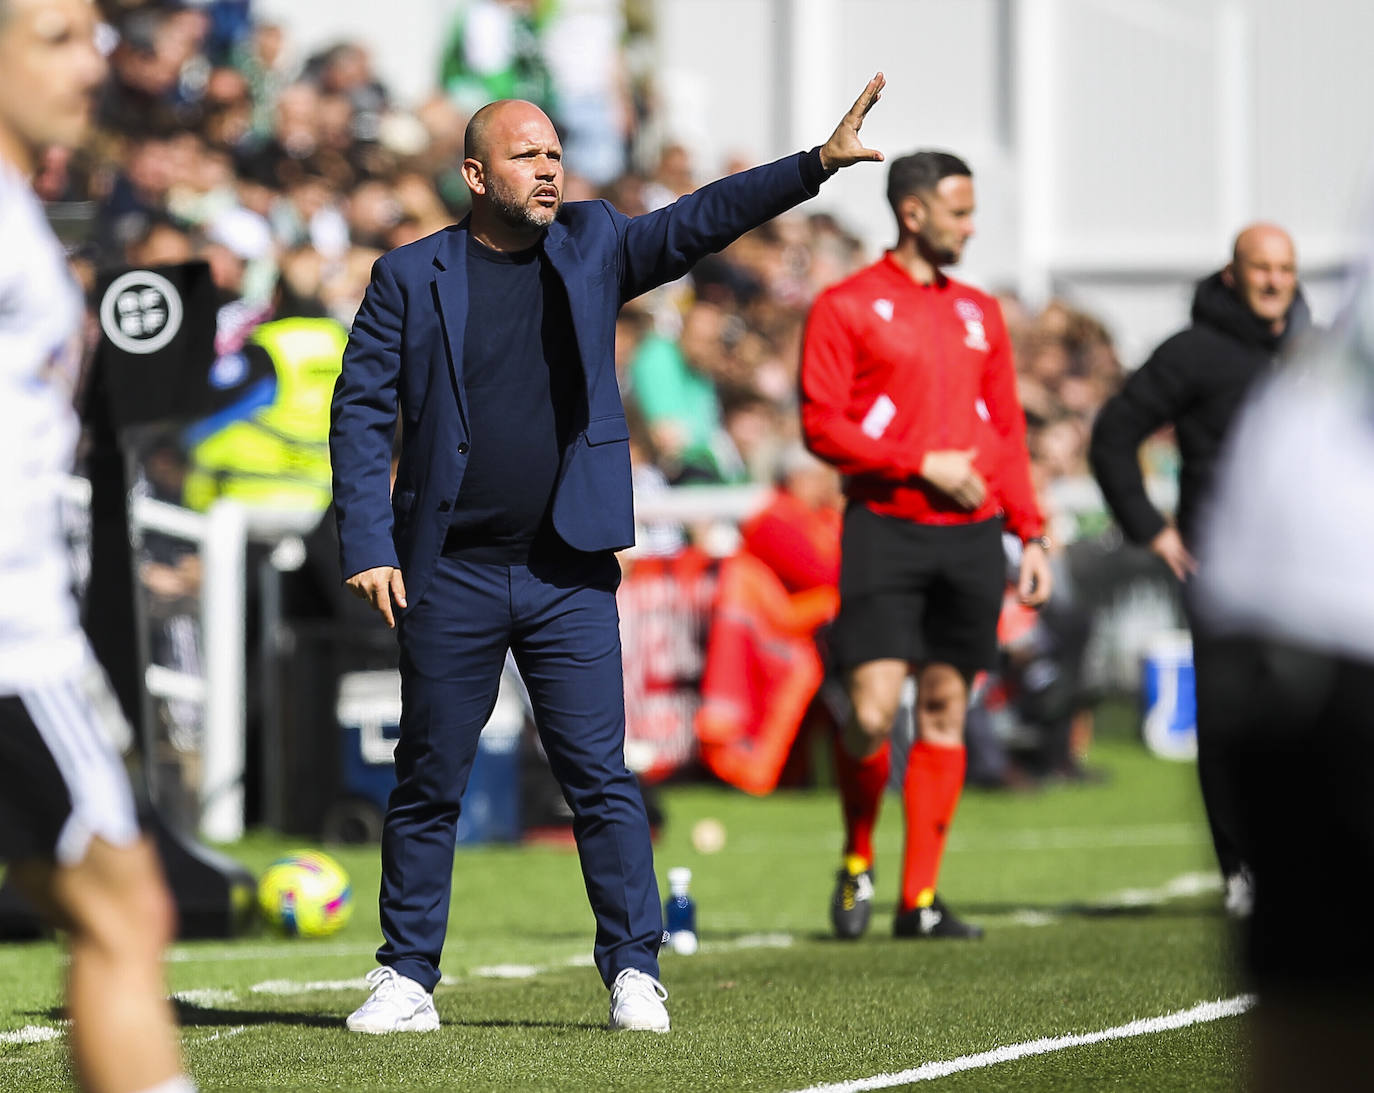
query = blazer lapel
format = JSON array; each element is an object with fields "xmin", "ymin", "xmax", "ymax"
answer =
[
  {"xmin": 541, "ymin": 222, "xmax": 600, "ymax": 404},
  {"xmin": 432, "ymin": 222, "xmax": 472, "ymax": 436}
]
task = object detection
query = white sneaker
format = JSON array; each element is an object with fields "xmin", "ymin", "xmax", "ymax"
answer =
[
  {"xmin": 345, "ymin": 966, "xmax": 440, "ymax": 1034},
  {"xmin": 608, "ymin": 968, "xmax": 670, "ymax": 1032},
  {"xmin": 1224, "ymin": 867, "xmax": 1255, "ymax": 919}
]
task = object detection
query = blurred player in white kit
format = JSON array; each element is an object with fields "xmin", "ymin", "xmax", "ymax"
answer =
[
  {"xmin": 0, "ymin": 2, "xmax": 194, "ymax": 1091},
  {"xmin": 1198, "ymin": 230, "xmax": 1374, "ymax": 1093}
]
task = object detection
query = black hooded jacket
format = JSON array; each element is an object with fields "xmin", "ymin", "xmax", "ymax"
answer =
[{"xmin": 1089, "ymin": 272, "xmax": 1311, "ymax": 547}]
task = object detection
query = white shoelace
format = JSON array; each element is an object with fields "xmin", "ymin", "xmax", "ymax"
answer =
[
  {"xmin": 613, "ymin": 968, "xmax": 668, "ymax": 1002},
  {"xmin": 364, "ymin": 966, "xmax": 405, "ymax": 999}
]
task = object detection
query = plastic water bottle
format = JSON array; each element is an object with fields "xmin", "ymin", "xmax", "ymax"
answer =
[{"xmin": 664, "ymin": 867, "xmax": 698, "ymax": 955}]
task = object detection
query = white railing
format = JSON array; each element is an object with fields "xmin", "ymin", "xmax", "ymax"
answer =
[{"xmin": 62, "ymin": 476, "xmax": 319, "ymax": 843}]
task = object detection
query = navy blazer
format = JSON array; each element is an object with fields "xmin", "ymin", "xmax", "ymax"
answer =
[{"xmin": 330, "ymin": 151, "xmax": 822, "ymax": 609}]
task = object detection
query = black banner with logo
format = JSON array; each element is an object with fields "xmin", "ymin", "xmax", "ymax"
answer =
[{"xmin": 92, "ymin": 260, "xmax": 219, "ymax": 433}]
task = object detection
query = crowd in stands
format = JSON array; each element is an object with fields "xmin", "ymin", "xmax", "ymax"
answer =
[
  {"xmin": 59, "ymin": 1, "xmax": 1146, "ymax": 511},
  {"xmin": 61, "ymin": 0, "xmax": 1173, "ymax": 805}
]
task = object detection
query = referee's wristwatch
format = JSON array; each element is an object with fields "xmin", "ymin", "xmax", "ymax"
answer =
[{"xmin": 1025, "ymin": 534, "xmax": 1052, "ymax": 551}]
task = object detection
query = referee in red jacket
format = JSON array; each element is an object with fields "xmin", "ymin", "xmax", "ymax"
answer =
[{"xmin": 800, "ymin": 150, "xmax": 1051, "ymax": 940}]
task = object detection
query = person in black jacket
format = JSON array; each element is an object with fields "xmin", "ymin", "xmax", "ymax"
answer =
[
  {"xmin": 1194, "ymin": 257, "xmax": 1374, "ymax": 1093},
  {"xmin": 1089, "ymin": 223, "xmax": 1309, "ymax": 915}
]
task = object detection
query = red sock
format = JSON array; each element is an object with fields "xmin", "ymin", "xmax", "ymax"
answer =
[
  {"xmin": 899, "ymin": 741, "xmax": 967, "ymax": 911},
  {"xmin": 835, "ymin": 738, "xmax": 889, "ymax": 868}
]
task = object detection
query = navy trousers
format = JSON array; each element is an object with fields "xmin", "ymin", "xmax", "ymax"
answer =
[{"xmin": 379, "ymin": 546, "xmax": 662, "ymax": 992}]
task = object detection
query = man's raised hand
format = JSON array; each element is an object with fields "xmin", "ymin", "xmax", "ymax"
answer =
[{"xmin": 819, "ymin": 72, "xmax": 886, "ymax": 173}]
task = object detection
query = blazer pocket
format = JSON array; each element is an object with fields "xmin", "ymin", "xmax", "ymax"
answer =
[{"xmin": 585, "ymin": 415, "xmax": 629, "ymax": 446}]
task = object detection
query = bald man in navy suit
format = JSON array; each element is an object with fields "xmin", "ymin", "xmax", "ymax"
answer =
[{"xmin": 331, "ymin": 77, "xmax": 886, "ymax": 1034}]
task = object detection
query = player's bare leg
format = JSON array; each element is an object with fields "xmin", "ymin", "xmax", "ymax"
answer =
[
  {"xmin": 894, "ymin": 661, "xmax": 982, "ymax": 938},
  {"xmin": 913, "ymin": 662, "xmax": 969, "ymax": 747},
  {"xmin": 843, "ymin": 658, "xmax": 908, "ymax": 756},
  {"xmin": 11, "ymin": 837, "xmax": 186, "ymax": 1093}
]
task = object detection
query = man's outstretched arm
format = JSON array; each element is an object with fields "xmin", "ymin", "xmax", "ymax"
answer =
[{"xmin": 617, "ymin": 73, "xmax": 886, "ymax": 301}]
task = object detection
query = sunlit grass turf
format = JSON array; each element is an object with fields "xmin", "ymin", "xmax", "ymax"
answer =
[{"xmin": 0, "ymin": 710, "xmax": 1250, "ymax": 1092}]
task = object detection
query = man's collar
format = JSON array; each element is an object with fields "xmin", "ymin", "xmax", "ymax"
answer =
[{"xmin": 433, "ymin": 215, "xmax": 568, "ymax": 270}]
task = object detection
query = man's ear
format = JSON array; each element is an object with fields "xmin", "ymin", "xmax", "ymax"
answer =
[
  {"xmin": 898, "ymin": 193, "xmax": 926, "ymax": 234},
  {"xmin": 461, "ymin": 157, "xmax": 485, "ymax": 196},
  {"xmin": 1221, "ymin": 262, "xmax": 1235, "ymax": 288}
]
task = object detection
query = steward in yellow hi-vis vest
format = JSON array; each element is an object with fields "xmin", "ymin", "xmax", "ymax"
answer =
[{"xmin": 184, "ymin": 316, "xmax": 348, "ymax": 513}]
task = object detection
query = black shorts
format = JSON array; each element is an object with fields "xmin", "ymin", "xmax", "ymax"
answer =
[
  {"xmin": 0, "ymin": 669, "xmax": 140, "ymax": 866},
  {"xmin": 831, "ymin": 506, "xmax": 1005, "ymax": 674}
]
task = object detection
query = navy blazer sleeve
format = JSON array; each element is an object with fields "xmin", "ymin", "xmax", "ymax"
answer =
[
  {"xmin": 330, "ymin": 254, "xmax": 403, "ymax": 581},
  {"xmin": 613, "ymin": 151, "xmax": 823, "ymax": 303}
]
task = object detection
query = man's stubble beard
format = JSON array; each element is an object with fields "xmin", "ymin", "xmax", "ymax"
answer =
[
  {"xmin": 915, "ymin": 229, "xmax": 961, "ymax": 269},
  {"xmin": 487, "ymin": 178, "xmax": 558, "ymax": 232},
  {"xmin": 920, "ymin": 241, "xmax": 960, "ymax": 268}
]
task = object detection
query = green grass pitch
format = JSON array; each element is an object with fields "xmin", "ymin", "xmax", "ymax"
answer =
[{"xmin": 0, "ymin": 712, "xmax": 1249, "ymax": 1091}]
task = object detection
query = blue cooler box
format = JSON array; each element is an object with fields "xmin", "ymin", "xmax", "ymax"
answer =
[
  {"xmin": 336, "ymin": 668, "xmax": 524, "ymax": 844},
  {"xmin": 1140, "ymin": 630, "xmax": 1197, "ymax": 761}
]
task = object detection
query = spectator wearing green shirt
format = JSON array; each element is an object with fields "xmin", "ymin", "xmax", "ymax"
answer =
[{"xmin": 628, "ymin": 301, "xmax": 729, "ymax": 481}]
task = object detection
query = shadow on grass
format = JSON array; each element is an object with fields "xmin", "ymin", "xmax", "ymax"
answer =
[
  {"xmin": 32, "ymin": 1001, "xmax": 342, "ymax": 1030},
  {"xmin": 43, "ymin": 1001, "xmax": 602, "ymax": 1033},
  {"xmin": 808, "ymin": 931, "xmax": 865, "ymax": 943},
  {"xmin": 174, "ymin": 1000, "xmax": 344, "ymax": 1029}
]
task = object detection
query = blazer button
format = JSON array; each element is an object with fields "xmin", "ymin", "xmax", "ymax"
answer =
[
  {"xmin": 439, "ymin": 500, "xmax": 451, "ymax": 512},
  {"xmin": 457, "ymin": 442, "xmax": 469, "ymax": 454}
]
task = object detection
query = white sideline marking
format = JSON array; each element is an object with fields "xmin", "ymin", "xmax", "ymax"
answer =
[
  {"xmin": 168, "ymin": 941, "xmax": 378, "ymax": 964},
  {"xmin": 787, "ymin": 995, "xmax": 1255, "ymax": 1092},
  {"xmin": 174, "ymin": 988, "xmax": 239, "ymax": 1007},
  {"xmin": 250, "ymin": 977, "xmax": 369, "ymax": 995},
  {"xmin": 471, "ymin": 932, "xmax": 795, "ymax": 980},
  {"xmin": 199, "ymin": 1025, "xmax": 247, "ymax": 1044},
  {"xmin": 971, "ymin": 872, "xmax": 1219, "ymax": 928},
  {"xmin": 0, "ymin": 1026, "xmax": 62, "ymax": 1045},
  {"xmin": 473, "ymin": 964, "xmax": 542, "ymax": 979},
  {"xmin": 699, "ymin": 932, "xmax": 793, "ymax": 954},
  {"xmin": 1103, "ymin": 871, "xmax": 1218, "ymax": 907}
]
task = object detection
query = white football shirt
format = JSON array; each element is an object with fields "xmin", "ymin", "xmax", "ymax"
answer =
[
  {"xmin": 1197, "ymin": 313, "xmax": 1374, "ymax": 661},
  {"xmin": 0, "ymin": 161, "xmax": 91, "ymax": 688}
]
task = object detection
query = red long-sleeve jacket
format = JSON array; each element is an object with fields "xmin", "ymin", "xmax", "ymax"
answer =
[{"xmin": 800, "ymin": 254, "xmax": 1043, "ymax": 541}]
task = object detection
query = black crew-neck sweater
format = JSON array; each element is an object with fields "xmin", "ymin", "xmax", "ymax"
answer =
[{"xmin": 444, "ymin": 235, "xmax": 581, "ymax": 563}]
